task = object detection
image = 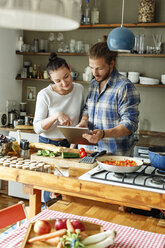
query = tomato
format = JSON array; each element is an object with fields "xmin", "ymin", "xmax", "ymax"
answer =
[
  {"xmin": 80, "ymin": 151, "xmax": 87, "ymax": 158},
  {"xmin": 79, "ymin": 148, "xmax": 85, "ymax": 154},
  {"xmin": 101, "ymin": 159, "xmax": 137, "ymax": 167},
  {"xmin": 55, "ymin": 219, "xmax": 67, "ymax": 230}
]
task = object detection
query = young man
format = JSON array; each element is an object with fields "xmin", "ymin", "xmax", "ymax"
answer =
[{"xmin": 78, "ymin": 42, "xmax": 140, "ymax": 156}]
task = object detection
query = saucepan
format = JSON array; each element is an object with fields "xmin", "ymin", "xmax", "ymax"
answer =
[
  {"xmin": 97, "ymin": 156, "xmax": 143, "ymax": 173},
  {"xmin": 148, "ymin": 146, "xmax": 165, "ymax": 171}
]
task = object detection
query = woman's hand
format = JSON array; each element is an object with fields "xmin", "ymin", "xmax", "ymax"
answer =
[
  {"xmin": 56, "ymin": 112, "xmax": 72, "ymax": 126},
  {"xmin": 82, "ymin": 129, "xmax": 104, "ymax": 144}
]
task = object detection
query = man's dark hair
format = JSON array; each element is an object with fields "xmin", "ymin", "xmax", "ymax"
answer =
[{"xmin": 89, "ymin": 42, "xmax": 118, "ymax": 65}]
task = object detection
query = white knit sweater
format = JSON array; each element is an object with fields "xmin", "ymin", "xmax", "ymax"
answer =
[{"xmin": 33, "ymin": 83, "xmax": 84, "ymax": 139}]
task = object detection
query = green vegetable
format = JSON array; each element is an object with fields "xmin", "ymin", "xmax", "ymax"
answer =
[
  {"xmin": 37, "ymin": 149, "xmax": 59, "ymax": 157},
  {"xmin": 62, "ymin": 152, "xmax": 79, "ymax": 159},
  {"xmin": 60, "ymin": 230, "xmax": 85, "ymax": 248}
]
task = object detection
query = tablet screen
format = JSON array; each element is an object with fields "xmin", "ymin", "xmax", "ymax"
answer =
[{"xmin": 57, "ymin": 126, "xmax": 95, "ymax": 145}]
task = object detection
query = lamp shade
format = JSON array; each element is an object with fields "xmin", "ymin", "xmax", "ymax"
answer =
[
  {"xmin": 107, "ymin": 27, "xmax": 135, "ymax": 52},
  {"xmin": 0, "ymin": 0, "xmax": 81, "ymax": 31}
]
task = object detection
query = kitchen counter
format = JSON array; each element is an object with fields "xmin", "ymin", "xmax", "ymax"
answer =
[
  {"xmin": 135, "ymin": 130, "xmax": 165, "ymax": 147},
  {"xmin": 0, "ymin": 164, "xmax": 165, "ymax": 219},
  {"xmin": 0, "ymin": 126, "xmax": 35, "ymax": 134}
]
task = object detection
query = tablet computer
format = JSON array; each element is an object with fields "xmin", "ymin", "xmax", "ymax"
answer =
[{"xmin": 57, "ymin": 125, "xmax": 96, "ymax": 145}]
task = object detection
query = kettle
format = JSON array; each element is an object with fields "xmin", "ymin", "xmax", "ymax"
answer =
[{"xmin": 8, "ymin": 110, "xmax": 18, "ymax": 126}]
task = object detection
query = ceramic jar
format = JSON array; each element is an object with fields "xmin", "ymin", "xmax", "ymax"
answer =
[{"xmin": 138, "ymin": 0, "xmax": 155, "ymax": 23}]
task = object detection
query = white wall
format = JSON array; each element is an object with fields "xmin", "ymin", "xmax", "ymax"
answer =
[{"xmin": 0, "ymin": 27, "xmax": 23, "ymax": 112}]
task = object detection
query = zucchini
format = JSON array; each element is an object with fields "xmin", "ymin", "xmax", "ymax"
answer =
[{"xmin": 62, "ymin": 152, "xmax": 79, "ymax": 159}]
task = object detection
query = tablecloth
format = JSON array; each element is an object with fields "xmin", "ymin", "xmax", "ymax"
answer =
[{"xmin": 0, "ymin": 209, "xmax": 164, "ymax": 248}]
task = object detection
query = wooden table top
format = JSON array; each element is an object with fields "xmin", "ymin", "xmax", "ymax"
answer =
[{"xmin": 49, "ymin": 198, "xmax": 165, "ymax": 235}]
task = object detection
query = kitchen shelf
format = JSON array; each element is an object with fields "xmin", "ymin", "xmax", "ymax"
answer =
[
  {"xmin": 16, "ymin": 51, "xmax": 87, "ymax": 56},
  {"xmin": 80, "ymin": 22, "xmax": 165, "ymax": 29},
  {"xmin": 16, "ymin": 51, "xmax": 165, "ymax": 58},
  {"xmin": 15, "ymin": 77, "xmax": 165, "ymax": 87}
]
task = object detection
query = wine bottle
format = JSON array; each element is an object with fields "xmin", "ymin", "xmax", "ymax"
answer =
[
  {"xmin": 84, "ymin": 0, "xmax": 91, "ymax": 24},
  {"xmin": 91, "ymin": 0, "xmax": 99, "ymax": 24}
]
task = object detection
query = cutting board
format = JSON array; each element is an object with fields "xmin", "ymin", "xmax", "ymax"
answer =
[
  {"xmin": 15, "ymin": 125, "xmax": 34, "ymax": 130},
  {"xmin": 31, "ymin": 153, "xmax": 98, "ymax": 170}
]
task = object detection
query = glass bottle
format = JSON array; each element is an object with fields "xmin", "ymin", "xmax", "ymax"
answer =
[
  {"xmin": 17, "ymin": 36, "xmax": 24, "ymax": 52},
  {"xmin": 33, "ymin": 64, "xmax": 37, "ymax": 78},
  {"xmin": 91, "ymin": 0, "xmax": 99, "ymax": 24},
  {"xmin": 33, "ymin": 38, "xmax": 39, "ymax": 52},
  {"xmin": 84, "ymin": 0, "xmax": 91, "ymax": 24}
]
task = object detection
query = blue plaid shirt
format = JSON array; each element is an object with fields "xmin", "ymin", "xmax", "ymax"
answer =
[{"xmin": 82, "ymin": 68, "xmax": 140, "ymax": 155}]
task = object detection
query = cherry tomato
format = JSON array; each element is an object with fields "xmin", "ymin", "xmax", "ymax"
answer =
[
  {"xmin": 80, "ymin": 151, "xmax": 87, "ymax": 158},
  {"xmin": 79, "ymin": 148, "xmax": 85, "ymax": 154}
]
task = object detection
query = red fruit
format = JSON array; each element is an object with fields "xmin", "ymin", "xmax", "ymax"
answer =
[
  {"xmin": 80, "ymin": 151, "xmax": 87, "ymax": 158},
  {"xmin": 33, "ymin": 220, "xmax": 51, "ymax": 235},
  {"xmin": 71, "ymin": 220, "xmax": 85, "ymax": 231},
  {"xmin": 55, "ymin": 219, "xmax": 67, "ymax": 230},
  {"xmin": 79, "ymin": 148, "xmax": 85, "ymax": 154}
]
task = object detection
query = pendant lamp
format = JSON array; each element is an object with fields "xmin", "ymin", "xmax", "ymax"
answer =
[
  {"xmin": 0, "ymin": 0, "xmax": 81, "ymax": 31},
  {"xmin": 107, "ymin": 0, "xmax": 135, "ymax": 52}
]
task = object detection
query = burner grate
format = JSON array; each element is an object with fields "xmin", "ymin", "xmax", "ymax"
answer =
[{"xmin": 90, "ymin": 164, "xmax": 165, "ymax": 191}]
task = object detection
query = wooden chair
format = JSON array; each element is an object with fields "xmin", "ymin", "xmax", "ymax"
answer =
[{"xmin": 0, "ymin": 201, "xmax": 28, "ymax": 230}]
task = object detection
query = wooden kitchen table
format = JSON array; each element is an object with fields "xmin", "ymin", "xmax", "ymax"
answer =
[
  {"xmin": 49, "ymin": 199, "xmax": 165, "ymax": 234},
  {"xmin": 0, "ymin": 166, "xmax": 165, "ymax": 222}
]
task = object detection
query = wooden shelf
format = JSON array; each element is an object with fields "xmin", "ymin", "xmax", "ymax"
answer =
[
  {"xmin": 80, "ymin": 22, "xmax": 165, "ymax": 29},
  {"xmin": 16, "ymin": 51, "xmax": 87, "ymax": 56},
  {"xmin": 16, "ymin": 51, "xmax": 165, "ymax": 58},
  {"xmin": 15, "ymin": 77, "xmax": 165, "ymax": 88}
]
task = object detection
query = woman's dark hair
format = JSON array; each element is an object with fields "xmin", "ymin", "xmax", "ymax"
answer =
[
  {"xmin": 89, "ymin": 42, "xmax": 118, "ymax": 65},
  {"xmin": 46, "ymin": 52, "xmax": 69, "ymax": 76}
]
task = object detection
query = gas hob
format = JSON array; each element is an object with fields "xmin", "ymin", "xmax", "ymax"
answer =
[{"xmin": 79, "ymin": 164, "xmax": 165, "ymax": 194}]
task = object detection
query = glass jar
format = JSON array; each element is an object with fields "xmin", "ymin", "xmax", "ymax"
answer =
[{"xmin": 138, "ymin": 0, "xmax": 155, "ymax": 23}]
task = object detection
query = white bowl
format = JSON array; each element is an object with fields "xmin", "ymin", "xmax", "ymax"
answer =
[
  {"xmin": 119, "ymin": 72, "xmax": 127, "ymax": 77},
  {"xmin": 128, "ymin": 75, "xmax": 139, "ymax": 84},
  {"xmin": 139, "ymin": 77, "xmax": 159, "ymax": 85},
  {"xmin": 128, "ymin": 72, "xmax": 140, "ymax": 76}
]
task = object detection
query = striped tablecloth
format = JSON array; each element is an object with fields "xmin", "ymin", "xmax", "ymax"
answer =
[{"xmin": 0, "ymin": 209, "xmax": 164, "ymax": 248}]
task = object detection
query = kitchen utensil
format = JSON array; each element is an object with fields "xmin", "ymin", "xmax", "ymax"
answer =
[
  {"xmin": 79, "ymin": 150, "xmax": 107, "ymax": 164},
  {"xmin": 97, "ymin": 155, "xmax": 143, "ymax": 173},
  {"xmin": 148, "ymin": 146, "xmax": 165, "ymax": 171}
]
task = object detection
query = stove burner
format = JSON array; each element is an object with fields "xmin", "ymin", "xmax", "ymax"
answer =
[
  {"xmin": 151, "ymin": 176, "xmax": 164, "ymax": 185},
  {"xmin": 114, "ymin": 173, "xmax": 126, "ymax": 179}
]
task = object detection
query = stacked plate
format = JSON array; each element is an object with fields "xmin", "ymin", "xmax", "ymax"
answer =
[{"xmin": 139, "ymin": 77, "xmax": 159, "ymax": 85}]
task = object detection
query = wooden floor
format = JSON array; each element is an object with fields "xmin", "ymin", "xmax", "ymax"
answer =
[{"xmin": 0, "ymin": 193, "xmax": 29, "ymax": 210}]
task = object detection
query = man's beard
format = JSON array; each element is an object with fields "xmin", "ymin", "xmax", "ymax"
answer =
[{"xmin": 95, "ymin": 68, "xmax": 111, "ymax": 83}]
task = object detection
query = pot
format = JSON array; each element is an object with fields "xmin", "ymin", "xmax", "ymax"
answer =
[
  {"xmin": 148, "ymin": 146, "xmax": 165, "ymax": 171},
  {"xmin": 97, "ymin": 155, "xmax": 143, "ymax": 173}
]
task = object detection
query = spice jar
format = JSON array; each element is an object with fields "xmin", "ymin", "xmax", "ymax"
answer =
[{"xmin": 138, "ymin": 0, "xmax": 155, "ymax": 23}]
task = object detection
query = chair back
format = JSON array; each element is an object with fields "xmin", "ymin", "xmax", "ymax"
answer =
[{"xmin": 0, "ymin": 201, "xmax": 27, "ymax": 229}]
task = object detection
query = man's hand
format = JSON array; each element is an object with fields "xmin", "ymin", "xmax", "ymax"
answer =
[{"xmin": 82, "ymin": 129, "xmax": 104, "ymax": 144}]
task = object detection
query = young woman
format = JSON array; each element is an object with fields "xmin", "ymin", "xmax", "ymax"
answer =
[
  {"xmin": 33, "ymin": 53, "xmax": 84, "ymax": 202},
  {"xmin": 33, "ymin": 52, "xmax": 84, "ymax": 147}
]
